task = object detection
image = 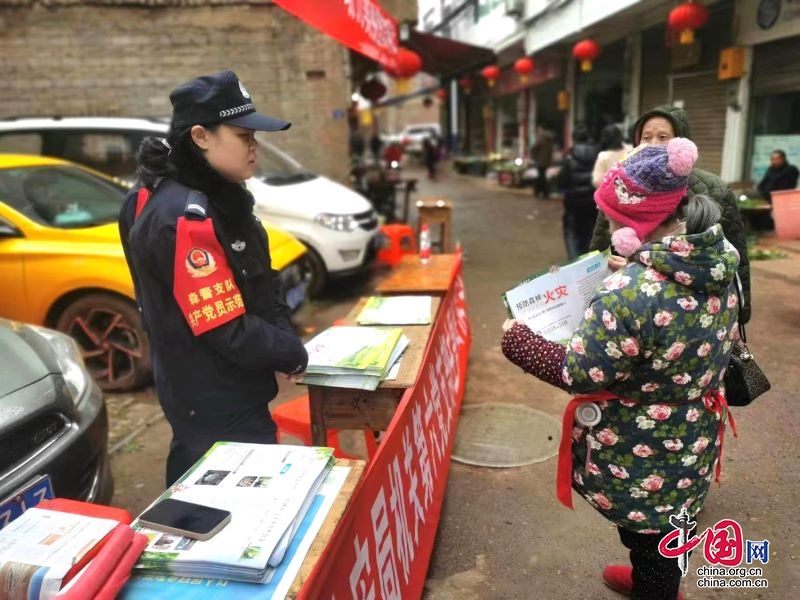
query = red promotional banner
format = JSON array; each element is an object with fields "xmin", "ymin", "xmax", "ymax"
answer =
[
  {"xmin": 274, "ymin": 0, "xmax": 399, "ymax": 71},
  {"xmin": 298, "ymin": 259, "xmax": 471, "ymax": 600}
]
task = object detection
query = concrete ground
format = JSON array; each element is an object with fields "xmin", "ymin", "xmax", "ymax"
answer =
[{"xmin": 107, "ymin": 163, "xmax": 799, "ymax": 599}]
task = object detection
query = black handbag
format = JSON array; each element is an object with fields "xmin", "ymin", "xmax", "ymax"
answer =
[{"xmin": 723, "ymin": 277, "xmax": 770, "ymax": 407}]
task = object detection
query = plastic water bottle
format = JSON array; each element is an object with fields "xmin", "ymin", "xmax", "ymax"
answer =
[{"xmin": 419, "ymin": 224, "xmax": 431, "ymax": 264}]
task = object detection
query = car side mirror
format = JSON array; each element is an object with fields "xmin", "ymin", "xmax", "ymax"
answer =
[{"xmin": 0, "ymin": 218, "xmax": 22, "ymax": 238}]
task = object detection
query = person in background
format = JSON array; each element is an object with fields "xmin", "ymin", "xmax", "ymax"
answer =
[
  {"xmin": 757, "ymin": 149, "xmax": 799, "ymax": 201},
  {"xmin": 592, "ymin": 124, "xmax": 632, "ymax": 187},
  {"xmin": 119, "ymin": 71, "xmax": 308, "ymax": 486},
  {"xmin": 423, "ymin": 134, "xmax": 439, "ymax": 180},
  {"xmin": 349, "ymin": 129, "xmax": 365, "ymax": 161},
  {"xmin": 369, "ymin": 131, "xmax": 383, "ymax": 167},
  {"xmin": 558, "ymin": 123, "xmax": 601, "ymax": 259},
  {"xmin": 502, "ymin": 138, "xmax": 739, "ymax": 600},
  {"xmin": 589, "ymin": 105, "xmax": 751, "ymax": 323},
  {"xmin": 531, "ymin": 124, "xmax": 554, "ymax": 199}
]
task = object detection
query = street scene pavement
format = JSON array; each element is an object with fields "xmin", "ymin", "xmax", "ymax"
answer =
[{"xmin": 107, "ymin": 163, "xmax": 799, "ymax": 599}]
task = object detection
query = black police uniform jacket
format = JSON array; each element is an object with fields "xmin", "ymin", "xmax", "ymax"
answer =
[{"xmin": 119, "ymin": 162, "xmax": 308, "ymax": 449}]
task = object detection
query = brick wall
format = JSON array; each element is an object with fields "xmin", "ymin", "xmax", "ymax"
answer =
[{"xmin": 0, "ymin": 4, "xmax": 352, "ymax": 181}]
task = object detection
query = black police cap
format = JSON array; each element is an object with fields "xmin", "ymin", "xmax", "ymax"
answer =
[{"xmin": 169, "ymin": 70, "xmax": 290, "ymax": 133}]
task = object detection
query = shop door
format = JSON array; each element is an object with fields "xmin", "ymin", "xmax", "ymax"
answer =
[{"xmin": 669, "ymin": 72, "xmax": 728, "ymax": 174}]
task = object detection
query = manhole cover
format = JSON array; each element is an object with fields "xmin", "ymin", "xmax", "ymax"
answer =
[{"xmin": 452, "ymin": 403, "xmax": 561, "ymax": 468}]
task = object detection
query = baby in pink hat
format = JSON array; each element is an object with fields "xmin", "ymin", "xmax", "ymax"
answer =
[{"xmin": 594, "ymin": 137, "xmax": 698, "ymax": 258}]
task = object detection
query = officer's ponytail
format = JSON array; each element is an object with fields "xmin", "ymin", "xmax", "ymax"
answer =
[
  {"xmin": 136, "ymin": 123, "xmax": 220, "ymax": 188},
  {"xmin": 136, "ymin": 133, "xmax": 178, "ymax": 188}
]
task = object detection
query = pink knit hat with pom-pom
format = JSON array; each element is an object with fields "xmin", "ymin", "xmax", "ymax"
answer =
[{"xmin": 594, "ymin": 137, "xmax": 698, "ymax": 256}]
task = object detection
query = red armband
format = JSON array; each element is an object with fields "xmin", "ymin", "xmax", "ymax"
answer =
[{"xmin": 173, "ymin": 216, "xmax": 246, "ymax": 335}]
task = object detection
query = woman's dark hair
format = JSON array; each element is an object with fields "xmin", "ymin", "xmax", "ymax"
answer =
[
  {"xmin": 665, "ymin": 194, "xmax": 721, "ymax": 235},
  {"xmin": 600, "ymin": 124, "xmax": 624, "ymax": 151},
  {"xmin": 136, "ymin": 121, "xmax": 220, "ymax": 188},
  {"xmin": 572, "ymin": 123, "xmax": 590, "ymax": 143}
]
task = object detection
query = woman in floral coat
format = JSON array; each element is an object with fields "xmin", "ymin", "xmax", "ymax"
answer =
[{"xmin": 501, "ymin": 138, "xmax": 740, "ymax": 600}]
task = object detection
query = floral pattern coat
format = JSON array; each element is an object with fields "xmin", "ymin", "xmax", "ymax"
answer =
[{"xmin": 508, "ymin": 225, "xmax": 740, "ymax": 532}]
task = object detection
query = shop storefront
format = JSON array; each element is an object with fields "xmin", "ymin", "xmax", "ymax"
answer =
[
  {"xmin": 739, "ymin": 0, "xmax": 800, "ymax": 183},
  {"xmin": 639, "ymin": 0, "xmax": 735, "ymax": 175},
  {"xmin": 485, "ymin": 56, "xmax": 564, "ymax": 157},
  {"xmin": 573, "ymin": 39, "xmax": 626, "ymax": 143}
]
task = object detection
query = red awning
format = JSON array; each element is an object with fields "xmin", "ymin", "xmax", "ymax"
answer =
[
  {"xmin": 273, "ymin": 0, "xmax": 399, "ymax": 71},
  {"xmin": 402, "ymin": 29, "xmax": 496, "ymax": 79}
]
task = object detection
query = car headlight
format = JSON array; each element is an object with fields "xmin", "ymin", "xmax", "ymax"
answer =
[
  {"xmin": 314, "ymin": 213, "xmax": 359, "ymax": 232},
  {"xmin": 29, "ymin": 325, "xmax": 91, "ymax": 407}
]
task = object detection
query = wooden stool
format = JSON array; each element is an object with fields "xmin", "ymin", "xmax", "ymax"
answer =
[
  {"xmin": 272, "ymin": 395, "xmax": 378, "ymax": 460},
  {"xmin": 416, "ymin": 197, "xmax": 453, "ymax": 253}
]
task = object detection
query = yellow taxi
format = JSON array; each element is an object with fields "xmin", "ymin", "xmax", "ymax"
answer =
[{"xmin": 0, "ymin": 154, "xmax": 308, "ymax": 392}]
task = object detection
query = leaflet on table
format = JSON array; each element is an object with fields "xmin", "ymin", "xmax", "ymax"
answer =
[
  {"xmin": 502, "ymin": 251, "xmax": 612, "ymax": 343},
  {"xmin": 304, "ymin": 326, "xmax": 402, "ymax": 376},
  {"xmin": 131, "ymin": 443, "xmax": 334, "ymax": 582},
  {"xmin": 0, "ymin": 507, "xmax": 119, "ymax": 600},
  {"xmin": 355, "ymin": 295, "xmax": 433, "ymax": 325},
  {"xmin": 117, "ymin": 466, "xmax": 351, "ymax": 600},
  {"xmin": 301, "ymin": 334, "xmax": 410, "ymax": 390}
]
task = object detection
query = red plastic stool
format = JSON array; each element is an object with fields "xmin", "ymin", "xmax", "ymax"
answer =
[
  {"xmin": 272, "ymin": 395, "xmax": 378, "ymax": 460},
  {"xmin": 377, "ymin": 224, "xmax": 416, "ymax": 266}
]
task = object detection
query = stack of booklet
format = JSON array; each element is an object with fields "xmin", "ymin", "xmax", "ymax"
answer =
[
  {"xmin": 131, "ymin": 443, "xmax": 335, "ymax": 584},
  {"xmin": 301, "ymin": 325, "xmax": 410, "ymax": 390}
]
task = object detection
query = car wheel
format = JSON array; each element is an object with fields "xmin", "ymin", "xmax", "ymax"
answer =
[
  {"xmin": 55, "ymin": 293, "xmax": 151, "ymax": 392},
  {"xmin": 301, "ymin": 245, "xmax": 327, "ymax": 299}
]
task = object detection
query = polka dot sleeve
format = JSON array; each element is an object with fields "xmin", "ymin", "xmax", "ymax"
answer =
[{"xmin": 501, "ymin": 322, "xmax": 569, "ymax": 390}]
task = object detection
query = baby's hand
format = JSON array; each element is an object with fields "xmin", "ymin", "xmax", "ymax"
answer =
[{"xmin": 608, "ymin": 255, "xmax": 627, "ymax": 271}]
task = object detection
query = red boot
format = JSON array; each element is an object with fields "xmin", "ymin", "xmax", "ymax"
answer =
[{"xmin": 602, "ymin": 565, "xmax": 684, "ymax": 599}]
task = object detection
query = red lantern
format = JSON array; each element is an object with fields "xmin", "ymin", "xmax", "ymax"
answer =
[
  {"xmin": 458, "ymin": 76, "xmax": 473, "ymax": 94},
  {"xmin": 435, "ymin": 89, "xmax": 447, "ymax": 101},
  {"xmin": 572, "ymin": 39, "xmax": 601, "ymax": 72},
  {"xmin": 513, "ymin": 57, "xmax": 535, "ymax": 83},
  {"xmin": 668, "ymin": 1, "xmax": 710, "ymax": 45},
  {"xmin": 394, "ymin": 48, "xmax": 422, "ymax": 78},
  {"xmin": 359, "ymin": 78, "xmax": 387, "ymax": 102},
  {"xmin": 481, "ymin": 65, "xmax": 500, "ymax": 87}
]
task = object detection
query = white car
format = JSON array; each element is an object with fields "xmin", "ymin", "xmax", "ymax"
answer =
[
  {"xmin": 399, "ymin": 122, "xmax": 442, "ymax": 156},
  {"xmin": 0, "ymin": 117, "xmax": 379, "ymax": 297}
]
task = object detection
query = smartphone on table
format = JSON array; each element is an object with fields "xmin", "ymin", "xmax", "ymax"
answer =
[{"xmin": 137, "ymin": 498, "xmax": 231, "ymax": 541}]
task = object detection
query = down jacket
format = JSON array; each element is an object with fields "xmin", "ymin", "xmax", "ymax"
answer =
[{"xmin": 503, "ymin": 224, "xmax": 740, "ymax": 531}]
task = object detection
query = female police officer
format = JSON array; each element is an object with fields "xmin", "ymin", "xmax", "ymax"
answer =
[{"xmin": 119, "ymin": 71, "xmax": 308, "ymax": 486}]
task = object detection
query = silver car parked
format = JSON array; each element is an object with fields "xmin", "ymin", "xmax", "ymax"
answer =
[{"xmin": 0, "ymin": 319, "xmax": 112, "ymax": 527}]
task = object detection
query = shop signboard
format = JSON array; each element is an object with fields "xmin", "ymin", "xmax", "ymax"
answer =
[{"xmin": 738, "ymin": 0, "xmax": 800, "ymax": 46}]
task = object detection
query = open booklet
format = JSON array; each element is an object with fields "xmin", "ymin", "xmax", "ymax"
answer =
[
  {"xmin": 502, "ymin": 250, "xmax": 612, "ymax": 343},
  {"xmin": 131, "ymin": 443, "xmax": 334, "ymax": 583}
]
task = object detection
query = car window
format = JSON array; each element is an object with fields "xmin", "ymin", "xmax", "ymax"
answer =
[
  {"xmin": 0, "ymin": 132, "xmax": 43, "ymax": 154},
  {"xmin": 253, "ymin": 134, "xmax": 316, "ymax": 185},
  {"xmin": 60, "ymin": 132, "xmax": 139, "ymax": 180},
  {"xmin": 0, "ymin": 165, "xmax": 126, "ymax": 228}
]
